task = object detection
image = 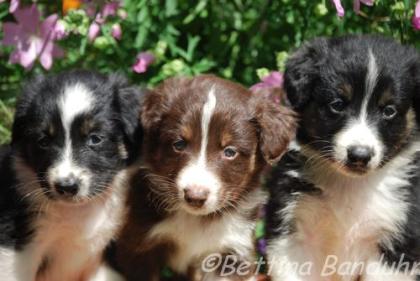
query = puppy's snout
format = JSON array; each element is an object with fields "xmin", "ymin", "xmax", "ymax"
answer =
[
  {"xmin": 183, "ymin": 186, "xmax": 209, "ymax": 208},
  {"xmin": 54, "ymin": 175, "xmax": 80, "ymax": 196},
  {"xmin": 347, "ymin": 145, "xmax": 374, "ymax": 167}
]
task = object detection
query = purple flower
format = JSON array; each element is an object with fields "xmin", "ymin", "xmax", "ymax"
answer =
[
  {"xmin": 353, "ymin": 0, "xmax": 374, "ymax": 14},
  {"xmin": 331, "ymin": 0, "xmax": 345, "ymax": 17},
  {"xmin": 111, "ymin": 23, "xmax": 122, "ymax": 40},
  {"xmin": 250, "ymin": 71, "xmax": 284, "ymax": 91},
  {"xmin": 413, "ymin": 1, "xmax": 420, "ymax": 30},
  {"xmin": 2, "ymin": 4, "xmax": 64, "ymax": 70},
  {"xmin": 132, "ymin": 52, "xmax": 155, "ymax": 74},
  {"xmin": 257, "ymin": 239, "xmax": 267, "ymax": 255},
  {"xmin": 88, "ymin": 21, "xmax": 101, "ymax": 41}
]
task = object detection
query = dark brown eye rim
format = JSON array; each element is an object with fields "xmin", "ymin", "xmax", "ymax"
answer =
[
  {"xmin": 383, "ymin": 104, "xmax": 397, "ymax": 120},
  {"xmin": 329, "ymin": 98, "xmax": 346, "ymax": 114},
  {"xmin": 37, "ymin": 135, "xmax": 51, "ymax": 149},
  {"xmin": 223, "ymin": 146, "xmax": 238, "ymax": 159},
  {"xmin": 173, "ymin": 139, "xmax": 187, "ymax": 152}
]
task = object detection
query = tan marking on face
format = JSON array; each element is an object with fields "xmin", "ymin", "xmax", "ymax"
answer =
[
  {"xmin": 181, "ymin": 125, "xmax": 193, "ymax": 141},
  {"xmin": 81, "ymin": 119, "xmax": 94, "ymax": 136},
  {"xmin": 48, "ymin": 124, "xmax": 55, "ymax": 136},
  {"xmin": 405, "ymin": 108, "xmax": 416, "ymax": 137},
  {"xmin": 118, "ymin": 142, "xmax": 128, "ymax": 159},
  {"xmin": 340, "ymin": 83, "xmax": 353, "ymax": 101},
  {"xmin": 378, "ymin": 88, "xmax": 393, "ymax": 107},
  {"xmin": 221, "ymin": 131, "xmax": 232, "ymax": 147}
]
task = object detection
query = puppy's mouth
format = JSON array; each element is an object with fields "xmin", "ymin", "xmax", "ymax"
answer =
[{"xmin": 341, "ymin": 162, "xmax": 370, "ymax": 176}]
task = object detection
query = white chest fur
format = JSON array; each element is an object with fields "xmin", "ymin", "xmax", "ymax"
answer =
[
  {"xmin": 268, "ymin": 149, "xmax": 419, "ymax": 281},
  {"xmin": 147, "ymin": 189, "xmax": 266, "ymax": 274},
  {"xmin": 1, "ymin": 171, "xmax": 128, "ymax": 281}
]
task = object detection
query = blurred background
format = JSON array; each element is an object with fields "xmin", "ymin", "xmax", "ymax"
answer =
[{"xmin": 0, "ymin": 0, "xmax": 419, "ymax": 145}]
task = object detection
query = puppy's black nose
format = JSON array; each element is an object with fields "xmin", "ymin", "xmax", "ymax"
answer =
[
  {"xmin": 347, "ymin": 146, "xmax": 374, "ymax": 166},
  {"xmin": 184, "ymin": 187, "xmax": 209, "ymax": 208},
  {"xmin": 55, "ymin": 176, "xmax": 79, "ymax": 196}
]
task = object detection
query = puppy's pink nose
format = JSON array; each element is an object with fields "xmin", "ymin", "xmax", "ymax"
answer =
[{"xmin": 183, "ymin": 186, "xmax": 209, "ymax": 208}]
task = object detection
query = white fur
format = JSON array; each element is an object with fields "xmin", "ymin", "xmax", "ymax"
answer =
[
  {"xmin": 177, "ymin": 88, "xmax": 221, "ymax": 215},
  {"xmin": 2, "ymin": 163, "xmax": 129, "ymax": 281},
  {"xmin": 90, "ymin": 264, "xmax": 125, "ymax": 281},
  {"xmin": 362, "ymin": 50, "xmax": 379, "ymax": 120},
  {"xmin": 48, "ymin": 83, "xmax": 94, "ymax": 197},
  {"xmin": 334, "ymin": 119, "xmax": 384, "ymax": 169},
  {"xmin": 147, "ymin": 189, "xmax": 266, "ymax": 275},
  {"xmin": 267, "ymin": 143, "xmax": 419, "ymax": 281}
]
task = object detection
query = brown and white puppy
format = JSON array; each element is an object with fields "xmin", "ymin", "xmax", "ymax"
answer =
[{"xmin": 113, "ymin": 75, "xmax": 296, "ymax": 281}]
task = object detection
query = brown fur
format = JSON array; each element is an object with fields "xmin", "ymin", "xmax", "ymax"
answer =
[{"xmin": 115, "ymin": 75, "xmax": 297, "ymax": 281}]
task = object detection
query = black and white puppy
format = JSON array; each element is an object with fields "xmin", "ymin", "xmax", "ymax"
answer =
[
  {"xmin": 266, "ymin": 35, "xmax": 420, "ymax": 281},
  {"xmin": 0, "ymin": 70, "xmax": 142, "ymax": 281}
]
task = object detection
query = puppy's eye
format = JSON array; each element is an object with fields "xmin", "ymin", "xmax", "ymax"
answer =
[
  {"xmin": 173, "ymin": 139, "xmax": 187, "ymax": 152},
  {"xmin": 223, "ymin": 146, "xmax": 238, "ymax": 160},
  {"xmin": 383, "ymin": 105, "xmax": 397, "ymax": 120},
  {"xmin": 329, "ymin": 99, "xmax": 346, "ymax": 114},
  {"xmin": 37, "ymin": 136, "xmax": 50, "ymax": 149},
  {"xmin": 87, "ymin": 134, "xmax": 103, "ymax": 146}
]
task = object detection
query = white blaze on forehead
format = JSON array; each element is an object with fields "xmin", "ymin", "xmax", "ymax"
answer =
[
  {"xmin": 59, "ymin": 83, "xmax": 94, "ymax": 131},
  {"xmin": 177, "ymin": 87, "xmax": 221, "ymax": 214},
  {"xmin": 333, "ymin": 51, "xmax": 384, "ymax": 169},
  {"xmin": 48, "ymin": 83, "xmax": 93, "ymax": 196},
  {"xmin": 361, "ymin": 49, "xmax": 379, "ymax": 119},
  {"xmin": 199, "ymin": 87, "xmax": 217, "ymax": 164}
]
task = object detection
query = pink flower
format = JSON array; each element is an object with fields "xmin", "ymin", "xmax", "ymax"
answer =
[
  {"xmin": 2, "ymin": 4, "xmax": 64, "ymax": 70},
  {"xmin": 413, "ymin": 1, "xmax": 420, "ymax": 30},
  {"xmin": 331, "ymin": 0, "xmax": 345, "ymax": 17},
  {"xmin": 9, "ymin": 0, "xmax": 19, "ymax": 13},
  {"xmin": 353, "ymin": 0, "xmax": 374, "ymax": 14},
  {"xmin": 250, "ymin": 71, "xmax": 284, "ymax": 91},
  {"xmin": 101, "ymin": 2, "xmax": 119, "ymax": 18},
  {"xmin": 250, "ymin": 71, "xmax": 284, "ymax": 104},
  {"xmin": 54, "ymin": 20, "xmax": 67, "ymax": 40},
  {"xmin": 88, "ymin": 22, "xmax": 101, "ymax": 41},
  {"xmin": 111, "ymin": 23, "xmax": 122, "ymax": 40},
  {"xmin": 132, "ymin": 52, "xmax": 155, "ymax": 74}
]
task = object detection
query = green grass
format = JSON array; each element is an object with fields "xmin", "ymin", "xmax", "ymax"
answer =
[{"xmin": 0, "ymin": 99, "xmax": 14, "ymax": 145}]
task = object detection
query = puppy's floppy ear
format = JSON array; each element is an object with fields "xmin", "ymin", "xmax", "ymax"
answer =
[
  {"xmin": 250, "ymin": 94, "xmax": 298, "ymax": 165},
  {"xmin": 140, "ymin": 76, "xmax": 187, "ymax": 131},
  {"xmin": 284, "ymin": 38, "xmax": 327, "ymax": 109},
  {"xmin": 110, "ymin": 74, "xmax": 144, "ymax": 146},
  {"xmin": 140, "ymin": 88, "xmax": 165, "ymax": 131}
]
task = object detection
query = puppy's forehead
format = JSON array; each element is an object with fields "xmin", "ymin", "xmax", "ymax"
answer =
[{"xmin": 58, "ymin": 83, "xmax": 94, "ymax": 129}]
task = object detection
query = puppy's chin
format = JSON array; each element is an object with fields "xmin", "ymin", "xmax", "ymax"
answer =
[
  {"xmin": 332, "ymin": 162, "xmax": 372, "ymax": 178},
  {"xmin": 180, "ymin": 203, "xmax": 218, "ymax": 216},
  {"xmin": 49, "ymin": 194, "xmax": 93, "ymax": 206}
]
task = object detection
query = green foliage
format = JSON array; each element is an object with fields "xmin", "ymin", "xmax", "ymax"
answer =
[{"xmin": 0, "ymin": 0, "xmax": 419, "ymax": 144}]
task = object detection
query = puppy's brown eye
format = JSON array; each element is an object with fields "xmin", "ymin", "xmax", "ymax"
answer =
[
  {"xmin": 329, "ymin": 99, "xmax": 346, "ymax": 114},
  {"xmin": 173, "ymin": 139, "xmax": 187, "ymax": 152},
  {"xmin": 37, "ymin": 136, "xmax": 50, "ymax": 149},
  {"xmin": 383, "ymin": 105, "xmax": 397, "ymax": 120},
  {"xmin": 223, "ymin": 146, "xmax": 237, "ymax": 159}
]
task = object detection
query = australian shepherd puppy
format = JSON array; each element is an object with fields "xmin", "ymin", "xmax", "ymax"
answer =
[
  {"xmin": 112, "ymin": 75, "xmax": 296, "ymax": 281},
  {"xmin": 0, "ymin": 70, "xmax": 142, "ymax": 281},
  {"xmin": 266, "ymin": 35, "xmax": 420, "ymax": 281}
]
